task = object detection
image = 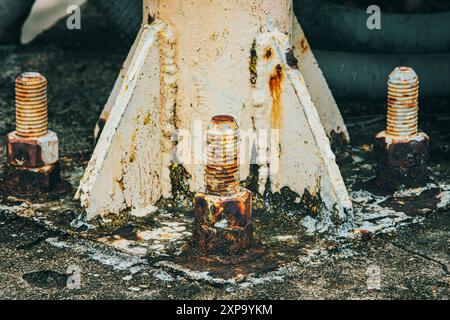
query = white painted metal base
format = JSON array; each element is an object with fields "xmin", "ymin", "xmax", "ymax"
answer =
[{"xmin": 76, "ymin": 0, "xmax": 352, "ymax": 232}]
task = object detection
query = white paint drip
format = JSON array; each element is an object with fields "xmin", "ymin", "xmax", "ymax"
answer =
[
  {"xmin": 46, "ymin": 237, "xmax": 147, "ymax": 272},
  {"xmin": 437, "ymin": 184, "xmax": 450, "ymax": 209},
  {"xmin": 130, "ymin": 205, "xmax": 159, "ymax": 218},
  {"xmin": 156, "ymin": 261, "xmax": 236, "ymax": 286}
]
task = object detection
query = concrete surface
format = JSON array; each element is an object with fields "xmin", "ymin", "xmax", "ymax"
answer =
[{"xmin": 0, "ymin": 4, "xmax": 448, "ymax": 300}]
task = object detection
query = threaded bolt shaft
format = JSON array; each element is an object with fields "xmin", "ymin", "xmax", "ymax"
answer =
[
  {"xmin": 15, "ymin": 72, "xmax": 48, "ymax": 138},
  {"xmin": 205, "ymin": 115, "xmax": 240, "ymax": 196},
  {"xmin": 386, "ymin": 66, "xmax": 419, "ymax": 139}
]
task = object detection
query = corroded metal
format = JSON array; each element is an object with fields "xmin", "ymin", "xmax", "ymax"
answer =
[
  {"xmin": 375, "ymin": 67, "xmax": 429, "ymax": 191},
  {"xmin": 5, "ymin": 163, "xmax": 60, "ymax": 194},
  {"xmin": 4, "ymin": 72, "xmax": 60, "ymax": 194},
  {"xmin": 15, "ymin": 72, "xmax": 48, "ymax": 138},
  {"xmin": 194, "ymin": 116, "xmax": 253, "ymax": 255},
  {"xmin": 194, "ymin": 189, "xmax": 253, "ymax": 255},
  {"xmin": 205, "ymin": 115, "xmax": 240, "ymax": 196},
  {"xmin": 76, "ymin": 2, "xmax": 353, "ymax": 229},
  {"xmin": 374, "ymin": 132, "xmax": 429, "ymax": 191},
  {"xmin": 387, "ymin": 67, "xmax": 419, "ymax": 139}
]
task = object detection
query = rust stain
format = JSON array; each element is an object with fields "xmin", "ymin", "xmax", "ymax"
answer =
[
  {"xmin": 286, "ymin": 49, "xmax": 299, "ymax": 69},
  {"xmin": 129, "ymin": 150, "xmax": 136, "ymax": 163},
  {"xmin": 129, "ymin": 113, "xmax": 143, "ymax": 163},
  {"xmin": 147, "ymin": 14, "xmax": 155, "ymax": 25},
  {"xmin": 249, "ymin": 40, "xmax": 257, "ymax": 84},
  {"xmin": 263, "ymin": 47, "xmax": 272, "ymax": 60},
  {"xmin": 129, "ymin": 129, "xmax": 137, "ymax": 163},
  {"xmin": 7, "ymin": 138, "xmax": 45, "ymax": 168},
  {"xmin": 300, "ymin": 38, "xmax": 309, "ymax": 54},
  {"xmin": 143, "ymin": 112, "xmax": 151, "ymax": 125},
  {"xmin": 4, "ymin": 163, "xmax": 60, "ymax": 194},
  {"xmin": 225, "ymin": 234, "xmax": 236, "ymax": 241},
  {"xmin": 237, "ymin": 200, "xmax": 246, "ymax": 216},
  {"xmin": 117, "ymin": 176, "xmax": 125, "ymax": 192},
  {"xmin": 374, "ymin": 134, "xmax": 429, "ymax": 191},
  {"xmin": 193, "ymin": 190, "xmax": 253, "ymax": 255},
  {"xmin": 213, "ymin": 204, "xmax": 224, "ymax": 223},
  {"xmin": 269, "ymin": 64, "xmax": 283, "ymax": 129}
]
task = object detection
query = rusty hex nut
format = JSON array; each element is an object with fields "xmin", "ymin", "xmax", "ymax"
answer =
[
  {"xmin": 194, "ymin": 188, "xmax": 253, "ymax": 255},
  {"xmin": 5, "ymin": 163, "xmax": 60, "ymax": 194},
  {"xmin": 7, "ymin": 131, "xmax": 59, "ymax": 167},
  {"xmin": 374, "ymin": 131, "xmax": 429, "ymax": 191},
  {"xmin": 5, "ymin": 130, "xmax": 60, "ymax": 193}
]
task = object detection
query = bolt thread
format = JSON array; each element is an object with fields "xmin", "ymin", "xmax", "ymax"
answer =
[
  {"xmin": 205, "ymin": 115, "xmax": 240, "ymax": 196},
  {"xmin": 386, "ymin": 66, "xmax": 419, "ymax": 139},
  {"xmin": 15, "ymin": 72, "xmax": 48, "ymax": 138}
]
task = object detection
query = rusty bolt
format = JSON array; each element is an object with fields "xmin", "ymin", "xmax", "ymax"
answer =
[
  {"xmin": 374, "ymin": 67, "xmax": 429, "ymax": 191},
  {"xmin": 4, "ymin": 72, "xmax": 60, "ymax": 194},
  {"xmin": 194, "ymin": 115, "xmax": 253, "ymax": 255}
]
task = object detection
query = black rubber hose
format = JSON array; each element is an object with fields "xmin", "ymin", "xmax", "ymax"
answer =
[
  {"xmin": 85, "ymin": 0, "xmax": 450, "ymax": 99},
  {"xmin": 315, "ymin": 50, "xmax": 450, "ymax": 99},
  {"xmin": 295, "ymin": 0, "xmax": 450, "ymax": 54},
  {"xmin": 88, "ymin": 0, "xmax": 142, "ymax": 38},
  {"xmin": 0, "ymin": 0, "xmax": 35, "ymax": 44},
  {"xmin": 86, "ymin": 0, "xmax": 450, "ymax": 55}
]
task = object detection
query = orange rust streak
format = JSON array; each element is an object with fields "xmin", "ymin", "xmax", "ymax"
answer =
[
  {"xmin": 213, "ymin": 204, "xmax": 224, "ymax": 222},
  {"xmin": 263, "ymin": 48, "xmax": 273, "ymax": 61},
  {"xmin": 269, "ymin": 65, "xmax": 283, "ymax": 129},
  {"xmin": 237, "ymin": 200, "xmax": 246, "ymax": 216},
  {"xmin": 300, "ymin": 38, "xmax": 309, "ymax": 53}
]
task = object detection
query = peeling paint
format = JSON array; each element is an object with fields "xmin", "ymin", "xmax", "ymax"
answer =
[
  {"xmin": 77, "ymin": 0, "xmax": 353, "ymax": 233},
  {"xmin": 75, "ymin": 22, "xmax": 177, "ymax": 219}
]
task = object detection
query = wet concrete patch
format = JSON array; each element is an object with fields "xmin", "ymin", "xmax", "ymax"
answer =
[
  {"xmin": 380, "ymin": 187, "xmax": 441, "ymax": 216},
  {"xmin": 112, "ymin": 223, "xmax": 140, "ymax": 241},
  {"xmin": 16, "ymin": 230, "xmax": 60, "ymax": 250},
  {"xmin": 155, "ymin": 246, "xmax": 287, "ymax": 285},
  {"xmin": 150, "ymin": 209, "xmax": 307, "ymax": 283},
  {"xmin": 0, "ymin": 208, "xmax": 59, "ymax": 248},
  {"xmin": 22, "ymin": 270, "xmax": 67, "ymax": 289}
]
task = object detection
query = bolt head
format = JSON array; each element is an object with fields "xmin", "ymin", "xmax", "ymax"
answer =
[
  {"xmin": 374, "ymin": 131, "xmax": 429, "ymax": 191},
  {"xmin": 4, "ymin": 163, "xmax": 60, "ymax": 194},
  {"xmin": 7, "ymin": 131, "xmax": 59, "ymax": 168},
  {"xmin": 194, "ymin": 188, "xmax": 252, "ymax": 227},
  {"xmin": 193, "ymin": 188, "xmax": 253, "ymax": 255}
]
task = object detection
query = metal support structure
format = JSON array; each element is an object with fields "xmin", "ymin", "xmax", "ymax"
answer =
[{"xmin": 76, "ymin": 0, "xmax": 352, "ymax": 232}]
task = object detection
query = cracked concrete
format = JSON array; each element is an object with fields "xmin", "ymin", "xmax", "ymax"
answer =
[{"xmin": 0, "ymin": 4, "xmax": 448, "ymax": 300}]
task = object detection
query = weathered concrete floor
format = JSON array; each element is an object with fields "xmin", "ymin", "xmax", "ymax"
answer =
[
  {"xmin": 0, "ymin": 5, "xmax": 449, "ymax": 299},
  {"xmin": 0, "ymin": 208, "xmax": 448, "ymax": 299}
]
